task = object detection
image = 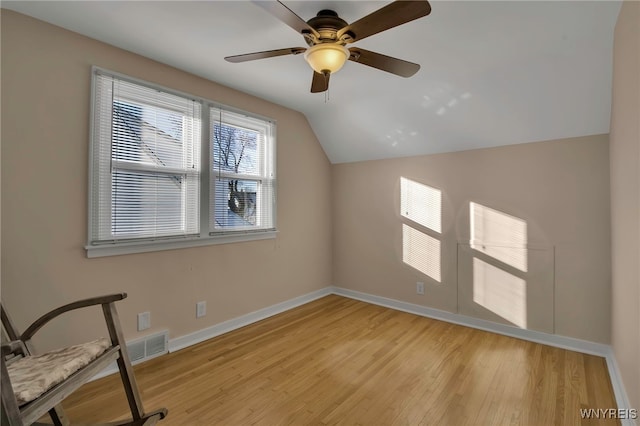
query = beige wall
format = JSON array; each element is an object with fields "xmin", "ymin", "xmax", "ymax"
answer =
[
  {"xmin": 610, "ymin": 0, "xmax": 640, "ymax": 411},
  {"xmin": 0, "ymin": 10, "xmax": 332, "ymax": 351},
  {"xmin": 333, "ymin": 135, "xmax": 611, "ymax": 343}
]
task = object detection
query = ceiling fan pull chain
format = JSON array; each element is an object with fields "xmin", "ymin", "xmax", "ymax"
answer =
[{"xmin": 325, "ymin": 73, "xmax": 330, "ymax": 103}]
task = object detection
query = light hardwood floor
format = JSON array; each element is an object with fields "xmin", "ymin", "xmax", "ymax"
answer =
[{"xmin": 60, "ymin": 295, "xmax": 618, "ymax": 425}]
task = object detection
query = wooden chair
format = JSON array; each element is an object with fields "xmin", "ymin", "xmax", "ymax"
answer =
[{"xmin": 1, "ymin": 293, "xmax": 167, "ymax": 426}]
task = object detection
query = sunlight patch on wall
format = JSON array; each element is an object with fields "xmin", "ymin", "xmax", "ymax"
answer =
[
  {"xmin": 473, "ymin": 257, "xmax": 527, "ymax": 328},
  {"xmin": 402, "ymin": 224, "xmax": 441, "ymax": 282},
  {"xmin": 400, "ymin": 177, "xmax": 441, "ymax": 233},
  {"xmin": 470, "ymin": 202, "xmax": 527, "ymax": 272}
]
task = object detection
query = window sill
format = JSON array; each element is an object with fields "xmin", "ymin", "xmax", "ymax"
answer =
[{"xmin": 85, "ymin": 231, "xmax": 278, "ymax": 258}]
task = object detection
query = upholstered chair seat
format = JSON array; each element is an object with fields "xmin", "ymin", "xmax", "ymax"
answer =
[{"xmin": 7, "ymin": 338, "xmax": 111, "ymax": 406}]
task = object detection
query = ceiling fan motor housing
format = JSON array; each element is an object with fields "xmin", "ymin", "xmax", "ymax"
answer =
[{"xmin": 304, "ymin": 10, "xmax": 353, "ymax": 45}]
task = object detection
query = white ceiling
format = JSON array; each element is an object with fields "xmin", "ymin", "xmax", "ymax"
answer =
[{"xmin": 3, "ymin": 1, "xmax": 621, "ymax": 163}]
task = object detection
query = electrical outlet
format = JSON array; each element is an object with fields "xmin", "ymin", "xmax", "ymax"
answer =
[
  {"xmin": 196, "ymin": 301, "xmax": 206, "ymax": 318},
  {"xmin": 416, "ymin": 282, "xmax": 425, "ymax": 295},
  {"xmin": 137, "ymin": 311, "xmax": 150, "ymax": 331}
]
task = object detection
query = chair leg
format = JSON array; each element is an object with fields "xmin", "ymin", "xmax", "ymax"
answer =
[
  {"xmin": 108, "ymin": 408, "xmax": 168, "ymax": 426},
  {"xmin": 48, "ymin": 404, "xmax": 70, "ymax": 426},
  {"xmin": 102, "ymin": 302, "xmax": 145, "ymax": 422}
]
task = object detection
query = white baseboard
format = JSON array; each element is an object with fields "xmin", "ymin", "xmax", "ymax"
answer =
[
  {"xmin": 331, "ymin": 287, "xmax": 611, "ymax": 356},
  {"xmin": 603, "ymin": 347, "xmax": 638, "ymax": 426},
  {"xmin": 91, "ymin": 284, "xmax": 634, "ymax": 424},
  {"xmin": 168, "ymin": 287, "xmax": 333, "ymax": 353}
]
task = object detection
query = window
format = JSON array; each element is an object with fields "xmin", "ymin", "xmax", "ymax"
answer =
[
  {"xmin": 88, "ymin": 68, "xmax": 276, "ymax": 257},
  {"xmin": 210, "ymin": 108, "xmax": 275, "ymax": 233}
]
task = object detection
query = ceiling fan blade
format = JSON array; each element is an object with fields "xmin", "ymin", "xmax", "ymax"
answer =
[
  {"xmin": 253, "ymin": 1, "xmax": 320, "ymax": 39},
  {"xmin": 311, "ymin": 71, "xmax": 330, "ymax": 93},
  {"xmin": 338, "ymin": 0, "xmax": 431, "ymax": 43},
  {"xmin": 348, "ymin": 48, "xmax": 420, "ymax": 77},
  {"xmin": 225, "ymin": 47, "xmax": 306, "ymax": 63}
]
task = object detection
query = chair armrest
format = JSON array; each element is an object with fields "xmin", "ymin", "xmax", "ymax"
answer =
[{"xmin": 21, "ymin": 293, "xmax": 127, "ymax": 342}]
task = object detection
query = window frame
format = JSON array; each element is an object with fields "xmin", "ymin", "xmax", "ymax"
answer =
[{"xmin": 86, "ymin": 67, "xmax": 277, "ymax": 258}]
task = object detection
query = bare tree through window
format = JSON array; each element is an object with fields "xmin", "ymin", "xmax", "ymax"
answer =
[{"xmin": 213, "ymin": 123, "xmax": 259, "ymax": 226}]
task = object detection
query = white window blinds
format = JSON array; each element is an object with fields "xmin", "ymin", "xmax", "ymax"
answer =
[{"xmin": 90, "ymin": 72, "xmax": 201, "ymax": 244}]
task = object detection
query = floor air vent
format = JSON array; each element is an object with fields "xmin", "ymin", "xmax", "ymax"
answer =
[
  {"xmin": 91, "ymin": 330, "xmax": 169, "ymax": 381},
  {"xmin": 126, "ymin": 330, "xmax": 168, "ymax": 364}
]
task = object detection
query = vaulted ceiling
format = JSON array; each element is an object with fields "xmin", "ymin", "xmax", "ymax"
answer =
[{"xmin": 3, "ymin": 1, "xmax": 621, "ymax": 163}]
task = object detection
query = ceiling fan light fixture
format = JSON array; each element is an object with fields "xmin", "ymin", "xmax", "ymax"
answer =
[{"xmin": 304, "ymin": 43, "xmax": 350, "ymax": 75}]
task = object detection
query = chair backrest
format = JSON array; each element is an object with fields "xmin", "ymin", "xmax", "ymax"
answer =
[{"xmin": 1, "ymin": 304, "xmax": 20, "ymax": 344}]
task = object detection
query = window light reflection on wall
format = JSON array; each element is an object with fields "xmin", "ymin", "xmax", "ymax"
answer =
[
  {"xmin": 473, "ymin": 257, "xmax": 527, "ymax": 328},
  {"xmin": 402, "ymin": 224, "xmax": 441, "ymax": 282},
  {"xmin": 470, "ymin": 202, "xmax": 528, "ymax": 272},
  {"xmin": 400, "ymin": 177, "xmax": 441, "ymax": 233}
]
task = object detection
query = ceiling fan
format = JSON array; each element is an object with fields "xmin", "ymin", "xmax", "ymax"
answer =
[{"xmin": 224, "ymin": 1, "xmax": 432, "ymax": 93}]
